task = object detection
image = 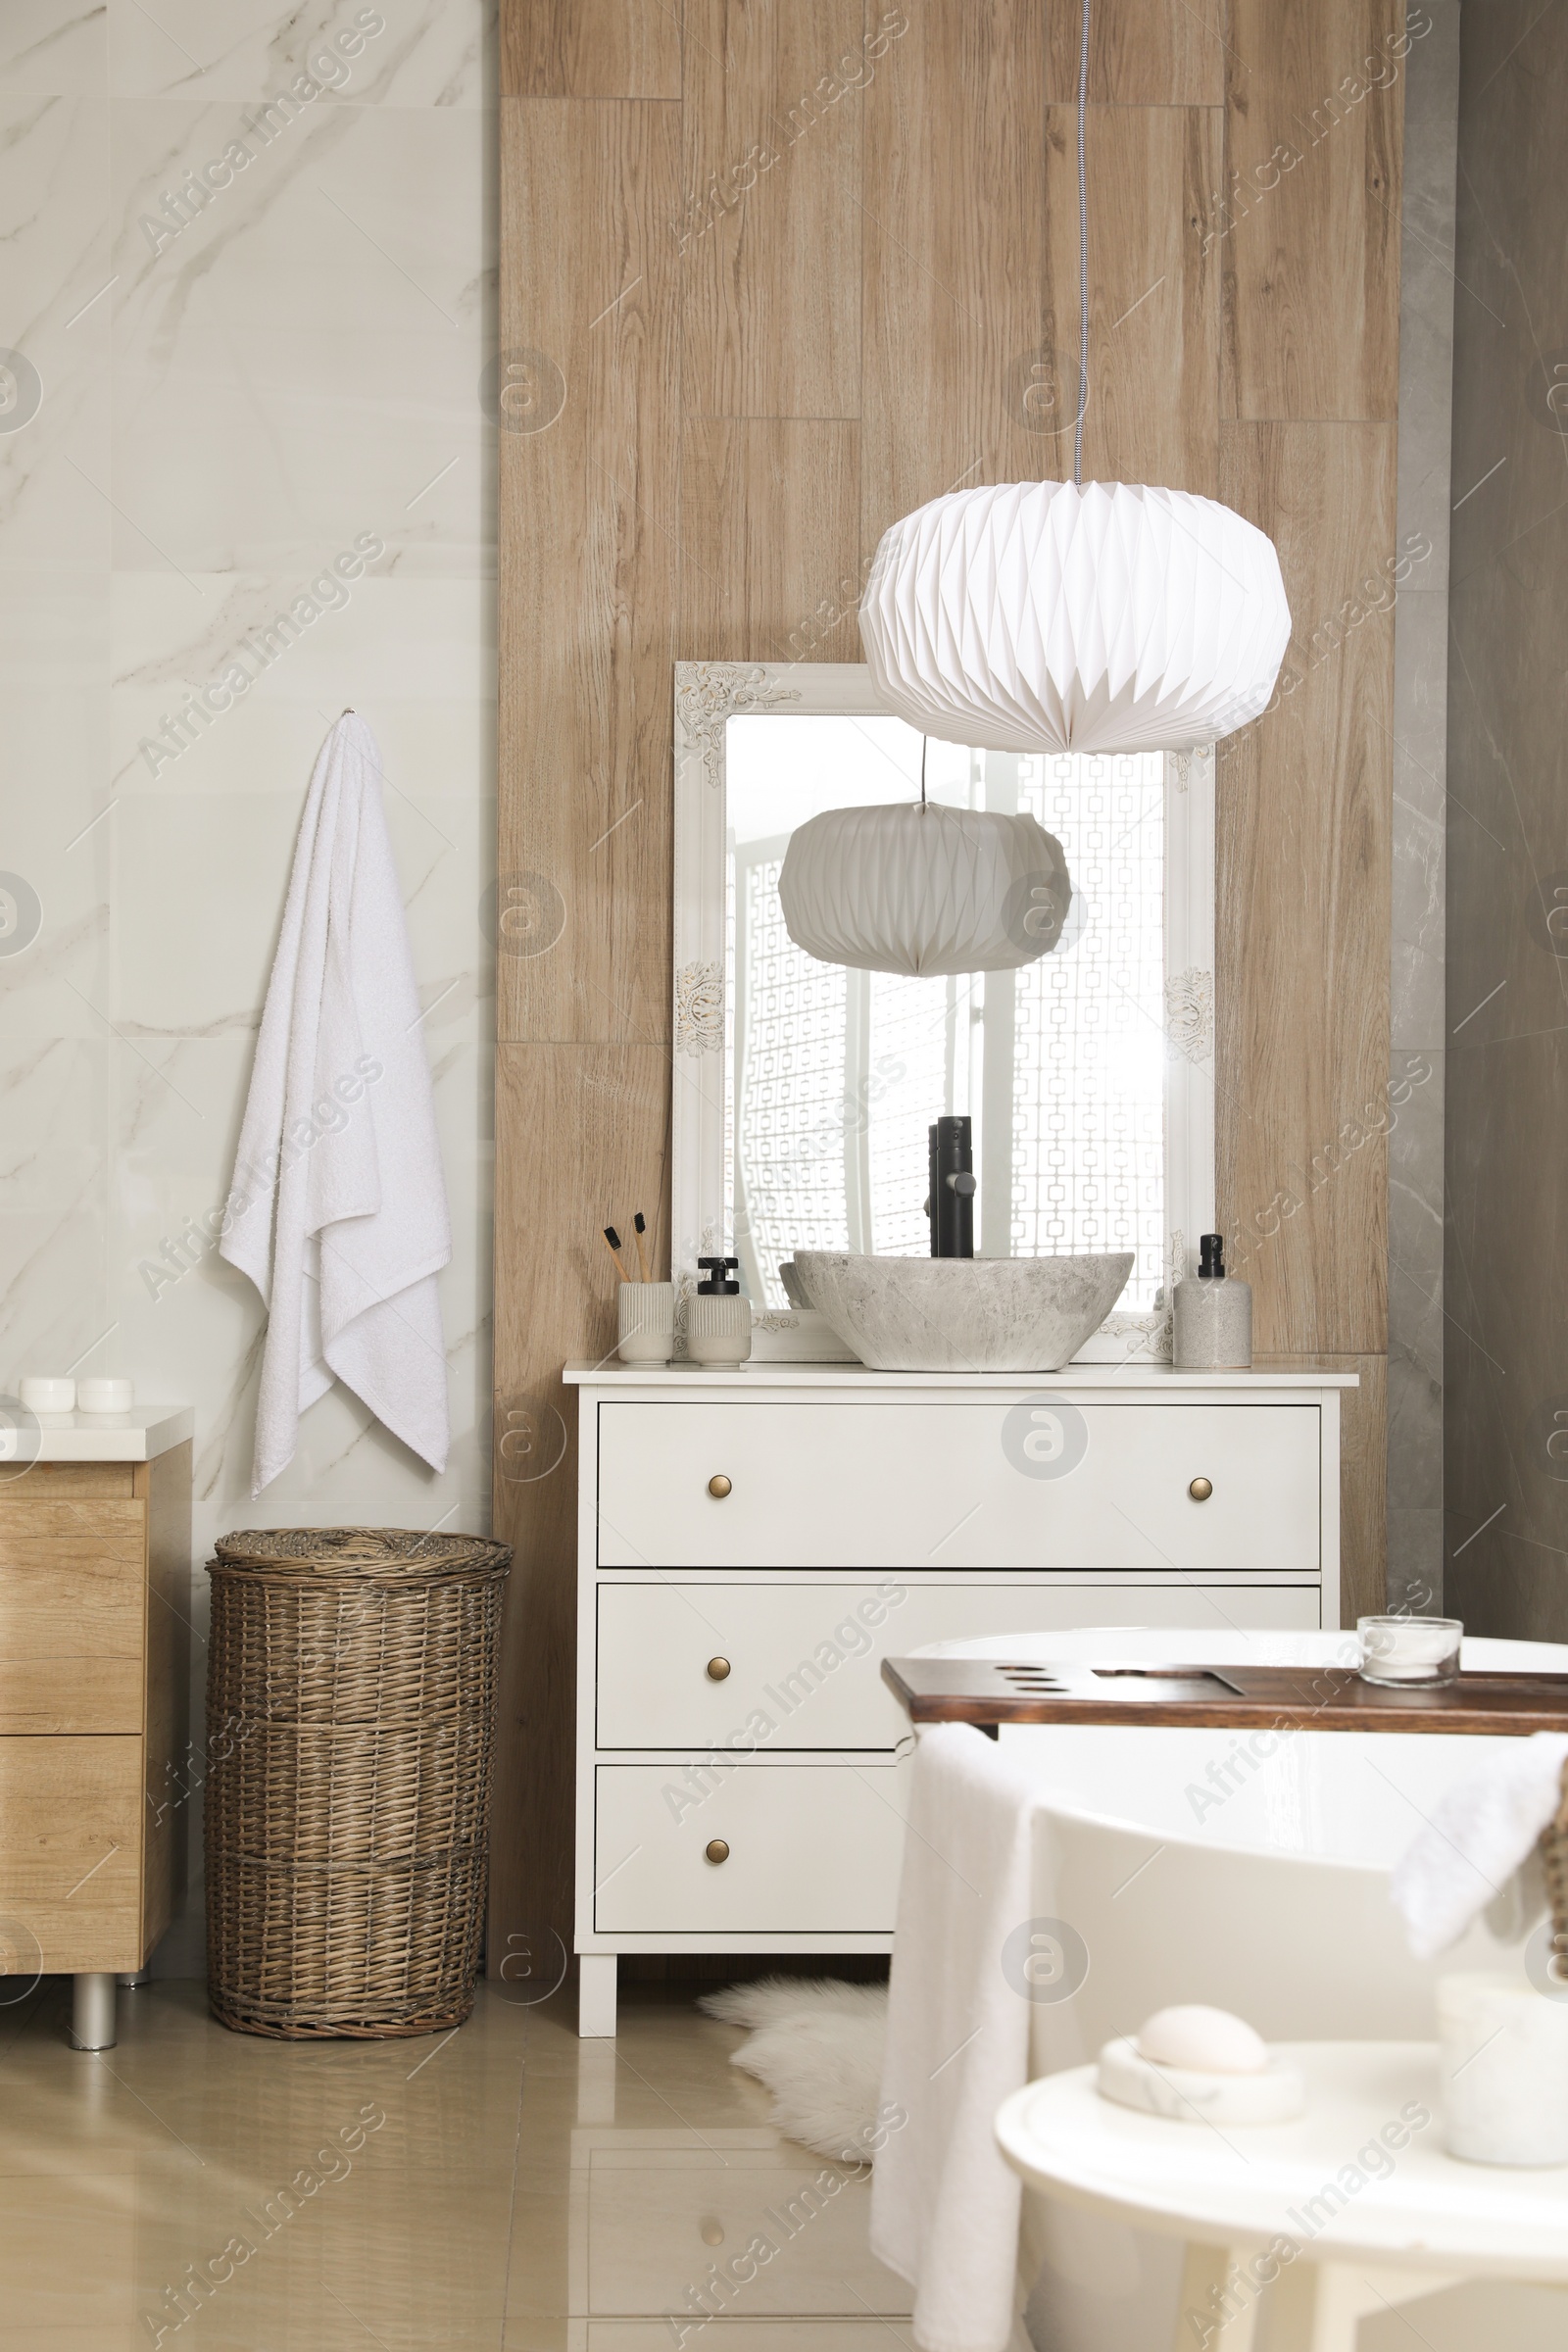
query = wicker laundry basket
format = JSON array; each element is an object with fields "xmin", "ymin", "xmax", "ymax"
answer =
[
  {"xmin": 205, "ymin": 1527, "xmax": 512, "ymax": 2039},
  {"xmin": 1544, "ymin": 1758, "xmax": 1568, "ymax": 1988}
]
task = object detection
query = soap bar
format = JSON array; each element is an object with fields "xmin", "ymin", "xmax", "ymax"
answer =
[{"xmin": 1138, "ymin": 2004, "xmax": 1269, "ymax": 2076}]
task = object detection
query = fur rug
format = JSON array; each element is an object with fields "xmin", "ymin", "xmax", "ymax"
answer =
[{"xmin": 700, "ymin": 1976, "xmax": 889, "ymax": 2163}]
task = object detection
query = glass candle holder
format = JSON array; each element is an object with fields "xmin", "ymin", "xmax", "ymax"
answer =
[{"xmin": 1358, "ymin": 1614, "xmax": 1463, "ymax": 1687}]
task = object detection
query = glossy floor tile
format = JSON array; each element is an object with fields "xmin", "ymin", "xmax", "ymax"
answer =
[{"xmin": 0, "ymin": 1978, "xmax": 913, "ymax": 2352}]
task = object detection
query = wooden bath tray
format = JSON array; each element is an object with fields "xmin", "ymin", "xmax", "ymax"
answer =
[{"xmin": 881, "ymin": 1656, "xmax": 1568, "ymax": 1736}]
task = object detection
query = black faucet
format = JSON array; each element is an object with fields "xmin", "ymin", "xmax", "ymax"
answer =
[{"xmin": 927, "ymin": 1116, "xmax": 976, "ymax": 1258}]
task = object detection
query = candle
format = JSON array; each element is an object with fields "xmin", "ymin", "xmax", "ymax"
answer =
[
  {"xmin": 1358, "ymin": 1614, "xmax": 1463, "ymax": 1687},
  {"xmin": 1439, "ymin": 1971, "xmax": 1568, "ymax": 2167}
]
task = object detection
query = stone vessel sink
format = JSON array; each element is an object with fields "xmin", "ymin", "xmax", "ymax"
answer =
[{"xmin": 792, "ymin": 1250, "xmax": 1134, "ymax": 1374}]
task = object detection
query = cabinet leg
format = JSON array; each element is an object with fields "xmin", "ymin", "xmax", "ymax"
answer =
[
  {"xmin": 1266, "ymin": 2262, "xmax": 1464, "ymax": 2352},
  {"xmin": 1173, "ymin": 2244, "xmax": 1257, "ymax": 2349},
  {"xmin": 72, "ymin": 1973, "xmax": 118, "ymax": 2051},
  {"xmin": 578, "ymin": 1953, "xmax": 617, "ymax": 2037}
]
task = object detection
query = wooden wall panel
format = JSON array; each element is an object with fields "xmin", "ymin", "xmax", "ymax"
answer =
[
  {"xmin": 1223, "ymin": 0, "xmax": 1403, "ymax": 420},
  {"xmin": 497, "ymin": 99, "xmax": 680, "ymax": 1050},
  {"xmin": 503, "ymin": 0, "xmax": 680, "ymax": 98},
  {"xmin": 1049, "ymin": 102, "xmax": 1224, "ymax": 494},
  {"xmin": 1217, "ymin": 422, "xmax": 1395, "ymax": 1357},
  {"xmin": 860, "ymin": 0, "xmax": 1056, "ymax": 541},
  {"xmin": 1046, "ymin": 0, "xmax": 1223, "ymax": 106},
  {"xmin": 494, "ymin": 0, "xmax": 1404, "ymax": 1958},
  {"xmin": 681, "ymin": 0, "xmax": 861, "ymax": 418},
  {"xmin": 678, "ymin": 418, "xmax": 860, "ymax": 661},
  {"xmin": 1257, "ymin": 1354, "xmax": 1388, "ymax": 1626},
  {"xmin": 490, "ymin": 1043, "xmax": 670, "ymax": 1953}
]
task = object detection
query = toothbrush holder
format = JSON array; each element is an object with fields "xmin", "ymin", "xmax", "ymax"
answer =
[{"xmin": 617, "ymin": 1282, "xmax": 675, "ymax": 1367}]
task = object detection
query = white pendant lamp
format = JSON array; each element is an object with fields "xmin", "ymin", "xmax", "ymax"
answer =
[
  {"xmin": 858, "ymin": 0, "xmax": 1291, "ymax": 759},
  {"xmin": 778, "ymin": 799, "xmax": 1071, "ymax": 979},
  {"xmin": 859, "ymin": 478, "xmax": 1291, "ymax": 755}
]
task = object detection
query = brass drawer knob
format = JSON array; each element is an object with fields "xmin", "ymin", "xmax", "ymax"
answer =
[
  {"xmin": 705, "ymin": 1838, "xmax": 730, "ymax": 1865},
  {"xmin": 708, "ymin": 1474, "xmax": 732, "ymax": 1498},
  {"xmin": 1189, "ymin": 1476, "xmax": 1213, "ymax": 1501},
  {"xmin": 706, "ymin": 1656, "xmax": 731, "ymax": 1682}
]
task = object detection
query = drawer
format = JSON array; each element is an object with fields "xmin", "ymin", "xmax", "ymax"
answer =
[
  {"xmin": 0, "ymin": 1736, "xmax": 145, "ymax": 1971},
  {"xmin": 594, "ymin": 1761, "xmax": 909, "ymax": 1933},
  {"xmin": 0, "ymin": 1519, "xmax": 148, "ymax": 1733},
  {"xmin": 580, "ymin": 2144, "xmax": 908, "ymax": 2317},
  {"xmin": 597, "ymin": 1401, "xmax": 1319, "ymax": 1571},
  {"xmin": 595, "ymin": 1579, "xmax": 1322, "ymax": 1750},
  {"xmin": 0, "ymin": 1463, "xmax": 137, "ymax": 1500}
]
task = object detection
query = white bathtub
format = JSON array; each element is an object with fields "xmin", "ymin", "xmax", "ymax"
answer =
[{"xmin": 919, "ymin": 1625, "xmax": 1568, "ymax": 2352}]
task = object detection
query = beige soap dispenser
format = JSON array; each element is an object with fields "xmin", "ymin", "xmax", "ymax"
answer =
[{"xmin": 1172, "ymin": 1232, "xmax": 1251, "ymax": 1370}]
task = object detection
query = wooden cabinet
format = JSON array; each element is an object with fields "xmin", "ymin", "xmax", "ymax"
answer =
[
  {"xmin": 568, "ymin": 1364, "xmax": 1352, "ymax": 2035},
  {"xmin": 0, "ymin": 1426, "xmax": 192, "ymax": 1998}
]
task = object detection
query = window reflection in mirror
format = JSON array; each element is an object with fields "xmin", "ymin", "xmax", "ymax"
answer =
[{"xmin": 725, "ymin": 714, "xmax": 1165, "ymax": 1314}]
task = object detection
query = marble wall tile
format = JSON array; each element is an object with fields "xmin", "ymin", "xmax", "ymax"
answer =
[
  {"xmin": 0, "ymin": 0, "xmax": 494, "ymax": 1969},
  {"xmin": 110, "ymin": 95, "xmax": 495, "ymax": 576},
  {"xmin": 109, "ymin": 0, "xmax": 495, "ymax": 112},
  {"xmin": 1387, "ymin": 1508, "xmax": 1445, "ymax": 1617},
  {"xmin": 1446, "ymin": 0, "xmax": 1568, "ymax": 1642},
  {"xmin": 0, "ymin": 6, "xmax": 107, "ymax": 96},
  {"xmin": 109, "ymin": 569, "xmax": 494, "ymax": 792},
  {"xmin": 0, "ymin": 1035, "xmax": 109, "ymax": 1387},
  {"xmin": 1388, "ymin": 0, "xmax": 1458, "ymax": 1614},
  {"xmin": 0, "ymin": 570, "xmax": 113, "ymax": 1034},
  {"xmin": 0, "ymin": 86, "xmax": 112, "ymax": 565},
  {"xmin": 1391, "ymin": 591, "xmax": 1448, "ymax": 1053}
]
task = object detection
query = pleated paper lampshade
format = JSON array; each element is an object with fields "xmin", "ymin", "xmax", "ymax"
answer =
[
  {"xmin": 859, "ymin": 479, "xmax": 1292, "ymax": 756},
  {"xmin": 777, "ymin": 803, "xmax": 1071, "ymax": 979}
]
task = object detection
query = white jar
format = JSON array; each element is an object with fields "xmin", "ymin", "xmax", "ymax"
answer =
[
  {"xmin": 687, "ymin": 1294, "xmax": 752, "ymax": 1368},
  {"xmin": 19, "ymin": 1376, "xmax": 74, "ymax": 1413},
  {"xmin": 1438, "ymin": 1970, "xmax": 1568, "ymax": 2166},
  {"xmin": 617, "ymin": 1283, "xmax": 674, "ymax": 1366},
  {"xmin": 78, "ymin": 1377, "xmax": 134, "ymax": 1413}
]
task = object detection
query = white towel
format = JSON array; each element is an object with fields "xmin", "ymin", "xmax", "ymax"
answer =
[
  {"xmin": 1390, "ymin": 1731, "xmax": 1568, "ymax": 1959},
  {"xmin": 220, "ymin": 713, "xmax": 451, "ymax": 1493},
  {"xmin": 871, "ymin": 1726, "xmax": 1039, "ymax": 2352}
]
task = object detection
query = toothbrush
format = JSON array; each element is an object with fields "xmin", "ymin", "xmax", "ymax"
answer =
[
  {"xmin": 632, "ymin": 1212, "xmax": 652, "ymax": 1283},
  {"xmin": 601, "ymin": 1226, "xmax": 630, "ymax": 1282}
]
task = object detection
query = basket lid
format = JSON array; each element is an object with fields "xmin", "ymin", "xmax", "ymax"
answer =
[{"xmin": 211, "ymin": 1526, "xmax": 512, "ymax": 1578}]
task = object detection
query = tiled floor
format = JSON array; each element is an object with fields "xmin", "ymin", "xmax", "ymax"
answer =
[
  {"xmin": 10, "ymin": 1980, "xmax": 1566, "ymax": 2352},
  {"xmin": 0, "ymin": 1978, "xmax": 913, "ymax": 2351}
]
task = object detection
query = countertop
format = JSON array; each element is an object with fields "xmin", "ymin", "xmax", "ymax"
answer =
[
  {"xmin": 26, "ymin": 1406, "xmax": 195, "ymax": 1461},
  {"xmin": 564, "ymin": 1362, "xmax": 1360, "ymax": 1390}
]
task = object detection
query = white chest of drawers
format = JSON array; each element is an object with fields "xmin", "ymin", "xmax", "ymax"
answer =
[{"xmin": 566, "ymin": 1362, "xmax": 1353, "ymax": 2035}]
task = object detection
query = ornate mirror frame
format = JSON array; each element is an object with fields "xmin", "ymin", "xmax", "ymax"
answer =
[{"xmin": 671, "ymin": 660, "xmax": 1216, "ymax": 1363}]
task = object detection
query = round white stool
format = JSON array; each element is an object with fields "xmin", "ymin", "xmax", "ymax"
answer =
[{"xmin": 997, "ymin": 2042, "xmax": 1568, "ymax": 2350}]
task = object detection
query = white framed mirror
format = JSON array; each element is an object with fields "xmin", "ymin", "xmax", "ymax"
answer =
[{"xmin": 671, "ymin": 662, "xmax": 1215, "ymax": 1363}]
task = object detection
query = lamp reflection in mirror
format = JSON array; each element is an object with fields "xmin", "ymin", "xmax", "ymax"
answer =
[
  {"xmin": 858, "ymin": 480, "xmax": 1292, "ymax": 757},
  {"xmin": 777, "ymin": 800, "xmax": 1071, "ymax": 979}
]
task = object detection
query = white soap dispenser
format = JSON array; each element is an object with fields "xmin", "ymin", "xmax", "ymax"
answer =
[
  {"xmin": 686, "ymin": 1255, "xmax": 753, "ymax": 1367},
  {"xmin": 1172, "ymin": 1232, "xmax": 1251, "ymax": 1370}
]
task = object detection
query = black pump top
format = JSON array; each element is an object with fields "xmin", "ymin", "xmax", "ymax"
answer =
[
  {"xmin": 1199, "ymin": 1233, "xmax": 1226, "ymax": 1280},
  {"xmin": 697, "ymin": 1255, "xmax": 741, "ymax": 1296}
]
